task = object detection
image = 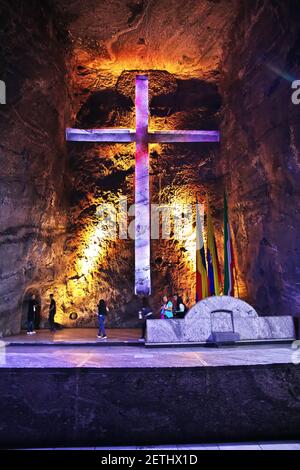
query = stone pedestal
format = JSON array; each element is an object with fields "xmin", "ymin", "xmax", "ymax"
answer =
[{"xmin": 146, "ymin": 296, "xmax": 295, "ymax": 344}]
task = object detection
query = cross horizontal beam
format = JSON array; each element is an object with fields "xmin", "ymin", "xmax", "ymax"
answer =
[
  {"xmin": 149, "ymin": 130, "xmax": 220, "ymax": 143},
  {"xmin": 66, "ymin": 128, "xmax": 220, "ymax": 144},
  {"xmin": 66, "ymin": 128, "xmax": 135, "ymax": 143}
]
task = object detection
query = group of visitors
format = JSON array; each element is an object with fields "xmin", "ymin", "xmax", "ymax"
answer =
[
  {"xmin": 27, "ymin": 293, "xmax": 56, "ymax": 334},
  {"xmin": 26, "ymin": 292, "xmax": 187, "ymax": 342},
  {"xmin": 160, "ymin": 294, "xmax": 187, "ymax": 319},
  {"xmin": 138, "ymin": 294, "xmax": 187, "ymax": 340},
  {"xmin": 97, "ymin": 294, "xmax": 187, "ymax": 341},
  {"xmin": 27, "ymin": 292, "xmax": 107, "ymax": 339}
]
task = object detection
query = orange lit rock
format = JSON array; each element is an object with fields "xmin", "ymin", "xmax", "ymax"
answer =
[{"xmin": 1, "ymin": 0, "xmax": 299, "ymax": 334}]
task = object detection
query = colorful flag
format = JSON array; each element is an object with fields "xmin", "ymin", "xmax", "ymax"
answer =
[
  {"xmin": 206, "ymin": 198, "xmax": 221, "ymax": 295},
  {"xmin": 224, "ymin": 192, "xmax": 235, "ymax": 296},
  {"xmin": 196, "ymin": 204, "xmax": 208, "ymax": 301}
]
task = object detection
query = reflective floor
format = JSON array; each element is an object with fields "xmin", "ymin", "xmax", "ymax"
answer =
[
  {"xmin": 2, "ymin": 328, "xmax": 141, "ymax": 345},
  {"xmin": 0, "ymin": 341, "xmax": 296, "ymax": 368},
  {"xmin": 23, "ymin": 441, "xmax": 300, "ymax": 450}
]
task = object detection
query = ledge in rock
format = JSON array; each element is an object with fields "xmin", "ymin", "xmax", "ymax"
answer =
[{"xmin": 146, "ymin": 296, "xmax": 295, "ymax": 344}]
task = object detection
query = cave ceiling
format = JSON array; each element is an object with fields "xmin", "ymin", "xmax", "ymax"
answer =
[{"xmin": 54, "ymin": 0, "xmax": 238, "ymax": 104}]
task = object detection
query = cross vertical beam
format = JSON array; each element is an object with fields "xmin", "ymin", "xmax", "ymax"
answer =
[{"xmin": 135, "ymin": 75, "xmax": 151, "ymax": 295}]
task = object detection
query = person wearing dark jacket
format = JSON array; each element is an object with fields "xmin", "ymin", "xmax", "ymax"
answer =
[
  {"xmin": 173, "ymin": 294, "xmax": 187, "ymax": 319},
  {"xmin": 48, "ymin": 294, "xmax": 56, "ymax": 331},
  {"xmin": 27, "ymin": 294, "xmax": 38, "ymax": 335},
  {"xmin": 97, "ymin": 299, "xmax": 108, "ymax": 339},
  {"xmin": 138, "ymin": 297, "xmax": 153, "ymax": 341}
]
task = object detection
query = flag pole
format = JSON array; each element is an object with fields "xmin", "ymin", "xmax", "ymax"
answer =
[
  {"xmin": 195, "ymin": 191, "xmax": 201, "ymax": 304},
  {"xmin": 195, "ymin": 192, "xmax": 209, "ymax": 302},
  {"xmin": 225, "ymin": 190, "xmax": 239, "ymax": 298}
]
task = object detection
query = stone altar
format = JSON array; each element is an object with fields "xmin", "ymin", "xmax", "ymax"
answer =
[{"xmin": 146, "ymin": 296, "xmax": 295, "ymax": 344}]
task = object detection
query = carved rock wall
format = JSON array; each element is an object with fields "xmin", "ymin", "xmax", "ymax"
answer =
[
  {"xmin": 49, "ymin": 0, "xmax": 231, "ymax": 327},
  {"xmin": 220, "ymin": 0, "xmax": 300, "ymax": 315},
  {"xmin": 0, "ymin": 1, "xmax": 70, "ymax": 335},
  {"xmin": 62, "ymin": 69, "xmax": 221, "ymax": 327},
  {"xmin": 1, "ymin": 0, "xmax": 299, "ymax": 334}
]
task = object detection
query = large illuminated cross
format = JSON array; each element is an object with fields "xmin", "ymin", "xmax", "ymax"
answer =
[{"xmin": 66, "ymin": 74, "xmax": 220, "ymax": 296}]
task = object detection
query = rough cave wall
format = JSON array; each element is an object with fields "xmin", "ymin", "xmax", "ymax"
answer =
[
  {"xmin": 0, "ymin": 0, "xmax": 70, "ymax": 335},
  {"xmin": 0, "ymin": 0, "xmax": 237, "ymax": 332},
  {"xmin": 55, "ymin": 0, "xmax": 236, "ymax": 327},
  {"xmin": 5, "ymin": 0, "xmax": 295, "ymax": 331},
  {"xmin": 220, "ymin": 0, "xmax": 300, "ymax": 315}
]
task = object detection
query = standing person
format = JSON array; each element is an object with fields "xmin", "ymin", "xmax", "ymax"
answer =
[
  {"xmin": 97, "ymin": 299, "xmax": 108, "ymax": 339},
  {"xmin": 172, "ymin": 294, "xmax": 178, "ymax": 316},
  {"xmin": 48, "ymin": 294, "xmax": 56, "ymax": 332},
  {"xmin": 138, "ymin": 297, "xmax": 153, "ymax": 341},
  {"xmin": 173, "ymin": 294, "xmax": 187, "ymax": 319},
  {"xmin": 160, "ymin": 296, "xmax": 173, "ymax": 319},
  {"xmin": 27, "ymin": 294, "xmax": 38, "ymax": 335}
]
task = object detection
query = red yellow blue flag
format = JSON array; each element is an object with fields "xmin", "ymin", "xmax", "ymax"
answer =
[
  {"xmin": 196, "ymin": 204, "xmax": 208, "ymax": 301},
  {"xmin": 206, "ymin": 198, "xmax": 221, "ymax": 295}
]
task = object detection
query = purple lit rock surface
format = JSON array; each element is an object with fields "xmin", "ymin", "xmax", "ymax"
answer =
[
  {"xmin": 148, "ymin": 130, "xmax": 220, "ymax": 143},
  {"xmin": 66, "ymin": 75, "xmax": 220, "ymax": 296},
  {"xmin": 66, "ymin": 128, "xmax": 135, "ymax": 142},
  {"xmin": 66, "ymin": 129, "xmax": 220, "ymax": 144},
  {"xmin": 146, "ymin": 296, "xmax": 295, "ymax": 343}
]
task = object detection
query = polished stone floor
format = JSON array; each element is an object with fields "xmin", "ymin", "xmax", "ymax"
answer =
[
  {"xmin": 0, "ymin": 342, "xmax": 296, "ymax": 368},
  {"xmin": 25, "ymin": 442, "xmax": 300, "ymax": 450},
  {"xmin": 3, "ymin": 328, "xmax": 141, "ymax": 345}
]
